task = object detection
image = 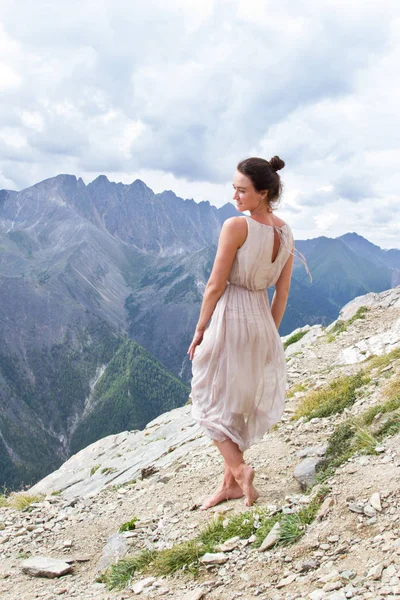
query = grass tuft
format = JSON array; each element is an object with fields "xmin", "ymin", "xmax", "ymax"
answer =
[
  {"xmin": 152, "ymin": 540, "xmax": 203, "ymax": 576},
  {"xmin": 101, "ymin": 550, "xmax": 155, "ymax": 590},
  {"xmin": 326, "ymin": 307, "xmax": 369, "ymax": 343},
  {"xmin": 103, "ymin": 491, "xmax": 330, "ymax": 590},
  {"xmin": 6, "ymin": 493, "xmax": 44, "ymax": 511},
  {"xmin": 284, "ymin": 330, "xmax": 308, "ymax": 350},
  {"xmin": 366, "ymin": 347, "xmax": 400, "ymax": 373},
  {"xmin": 287, "ymin": 382, "xmax": 308, "ymax": 399},
  {"xmin": 119, "ymin": 518, "xmax": 138, "ymax": 532},
  {"xmin": 294, "ymin": 371, "xmax": 369, "ymax": 421}
]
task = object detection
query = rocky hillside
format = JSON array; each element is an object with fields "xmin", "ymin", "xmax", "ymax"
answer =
[{"xmin": 0, "ymin": 286, "xmax": 399, "ymax": 600}]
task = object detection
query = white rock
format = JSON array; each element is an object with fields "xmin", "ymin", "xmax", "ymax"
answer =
[
  {"xmin": 276, "ymin": 573, "xmax": 297, "ymax": 588},
  {"xmin": 200, "ymin": 552, "xmax": 228, "ymax": 565},
  {"xmin": 183, "ymin": 589, "xmax": 205, "ymax": 600},
  {"xmin": 363, "ymin": 504, "xmax": 376, "ymax": 518},
  {"xmin": 258, "ymin": 522, "xmax": 281, "ymax": 552},
  {"xmin": 21, "ymin": 557, "xmax": 73, "ymax": 578},
  {"xmin": 218, "ymin": 536, "xmax": 240, "ymax": 552},
  {"xmin": 131, "ymin": 577, "xmax": 156, "ymax": 594},
  {"xmin": 367, "ymin": 563, "xmax": 383, "ymax": 580},
  {"xmin": 309, "ymin": 590, "xmax": 325, "ymax": 600}
]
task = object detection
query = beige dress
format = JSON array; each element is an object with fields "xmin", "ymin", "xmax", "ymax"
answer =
[{"xmin": 191, "ymin": 215, "xmax": 294, "ymax": 452}]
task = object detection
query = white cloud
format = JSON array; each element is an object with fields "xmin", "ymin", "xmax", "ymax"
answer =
[{"xmin": 0, "ymin": 0, "xmax": 399, "ymax": 248}]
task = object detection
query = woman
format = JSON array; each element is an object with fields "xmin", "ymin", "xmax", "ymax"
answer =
[{"xmin": 188, "ymin": 155, "xmax": 298, "ymax": 510}]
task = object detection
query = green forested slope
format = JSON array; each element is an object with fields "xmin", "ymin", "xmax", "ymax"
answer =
[{"xmin": 69, "ymin": 339, "xmax": 190, "ymax": 454}]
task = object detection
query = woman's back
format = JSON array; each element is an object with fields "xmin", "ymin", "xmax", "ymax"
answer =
[{"xmin": 228, "ymin": 215, "xmax": 294, "ymax": 291}]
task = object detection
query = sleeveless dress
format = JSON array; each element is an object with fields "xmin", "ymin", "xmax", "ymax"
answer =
[{"xmin": 190, "ymin": 215, "xmax": 295, "ymax": 452}]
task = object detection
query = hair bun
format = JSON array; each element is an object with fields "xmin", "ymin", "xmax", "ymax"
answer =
[{"xmin": 269, "ymin": 156, "xmax": 285, "ymax": 172}]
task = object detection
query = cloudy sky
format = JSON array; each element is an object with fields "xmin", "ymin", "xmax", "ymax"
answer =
[{"xmin": 0, "ymin": 0, "xmax": 399, "ymax": 248}]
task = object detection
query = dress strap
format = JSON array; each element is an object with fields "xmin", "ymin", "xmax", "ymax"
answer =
[{"xmin": 273, "ymin": 226, "xmax": 313, "ymax": 283}]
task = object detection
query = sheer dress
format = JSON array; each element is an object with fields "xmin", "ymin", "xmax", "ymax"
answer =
[{"xmin": 191, "ymin": 215, "xmax": 295, "ymax": 451}]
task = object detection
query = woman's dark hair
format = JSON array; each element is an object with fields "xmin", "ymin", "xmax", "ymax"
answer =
[{"xmin": 237, "ymin": 156, "xmax": 285, "ymax": 208}]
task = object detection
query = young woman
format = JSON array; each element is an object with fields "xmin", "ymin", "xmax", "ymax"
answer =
[{"xmin": 188, "ymin": 156, "xmax": 298, "ymax": 510}]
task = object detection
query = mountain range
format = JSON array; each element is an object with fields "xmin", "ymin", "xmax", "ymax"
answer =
[{"xmin": 0, "ymin": 174, "xmax": 399, "ymax": 490}]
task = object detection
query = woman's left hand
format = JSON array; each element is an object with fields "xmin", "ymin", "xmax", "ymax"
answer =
[{"xmin": 187, "ymin": 329, "xmax": 205, "ymax": 361}]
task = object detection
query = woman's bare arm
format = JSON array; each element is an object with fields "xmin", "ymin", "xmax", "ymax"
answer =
[
  {"xmin": 188, "ymin": 217, "xmax": 246, "ymax": 359},
  {"xmin": 270, "ymin": 249, "xmax": 294, "ymax": 329}
]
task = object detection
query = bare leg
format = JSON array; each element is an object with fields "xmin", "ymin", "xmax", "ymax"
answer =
[
  {"xmin": 200, "ymin": 460, "xmax": 244, "ymax": 510},
  {"xmin": 214, "ymin": 439, "xmax": 259, "ymax": 507}
]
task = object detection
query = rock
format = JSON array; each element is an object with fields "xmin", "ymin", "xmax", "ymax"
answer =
[
  {"xmin": 217, "ymin": 536, "xmax": 240, "ymax": 552},
  {"xmin": 294, "ymin": 457, "xmax": 324, "ymax": 490},
  {"xmin": 97, "ymin": 533, "xmax": 129, "ymax": 571},
  {"xmin": 296, "ymin": 445, "xmax": 327, "ymax": 459},
  {"xmin": 370, "ymin": 492, "xmax": 382, "ymax": 512},
  {"xmin": 363, "ymin": 504, "xmax": 376, "ymax": 517},
  {"xmin": 200, "ymin": 552, "xmax": 228, "ymax": 565},
  {"xmin": 309, "ymin": 590, "xmax": 325, "ymax": 600},
  {"xmin": 258, "ymin": 522, "xmax": 281, "ymax": 551},
  {"xmin": 340, "ymin": 570, "xmax": 356, "ymax": 580},
  {"xmin": 131, "ymin": 577, "xmax": 156, "ymax": 594},
  {"xmin": 316, "ymin": 497, "xmax": 334, "ymax": 521},
  {"xmin": 326, "ymin": 593, "xmax": 347, "ymax": 600},
  {"xmin": 21, "ymin": 557, "xmax": 73, "ymax": 578},
  {"xmin": 183, "ymin": 590, "xmax": 205, "ymax": 600},
  {"xmin": 323, "ymin": 580, "xmax": 343, "ymax": 592},
  {"xmin": 367, "ymin": 563, "xmax": 383, "ymax": 580},
  {"xmin": 275, "ymin": 573, "xmax": 297, "ymax": 588},
  {"xmin": 348, "ymin": 502, "xmax": 364, "ymax": 514}
]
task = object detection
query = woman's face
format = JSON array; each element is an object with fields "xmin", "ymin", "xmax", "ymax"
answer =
[{"xmin": 232, "ymin": 170, "xmax": 267, "ymax": 212}]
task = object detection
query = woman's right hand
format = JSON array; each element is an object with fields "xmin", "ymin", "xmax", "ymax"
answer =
[{"xmin": 187, "ymin": 329, "xmax": 205, "ymax": 361}]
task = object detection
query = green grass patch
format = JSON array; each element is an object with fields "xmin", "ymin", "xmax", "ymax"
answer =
[
  {"xmin": 5, "ymin": 493, "xmax": 44, "ymax": 511},
  {"xmin": 294, "ymin": 371, "xmax": 370, "ymax": 421},
  {"xmin": 284, "ymin": 330, "xmax": 308, "ymax": 350},
  {"xmin": 287, "ymin": 382, "xmax": 308, "ymax": 399},
  {"xmin": 366, "ymin": 347, "xmax": 400, "ymax": 373},
  {"xmin": 103, "ymin": 489, "xmax": 330, "ymax": 590},
  {"xmin": 326, "ymin": 307, "xmax": 369, "ymax": 343},
  {"xmin": 99, "ymin": 550, "xmax": 156, "ymax": 589},
  {"xmin": 90, "ymin": 464, "xmax": 100, "ymax": 476},
  {"xmin": 101, "ymin": 467, "xmax": 117, "ymax": 476},
  {"xmin": 119, "ymin": 518, "xmax": 138, "ymax": 532}
]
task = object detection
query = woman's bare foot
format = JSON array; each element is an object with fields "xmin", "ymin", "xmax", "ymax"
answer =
[
  {"xmin": 200, "ymin": 481, "xmax": 244, "ymax": 510},
  {"xmin": 233, "ymin": 464, "xmax": 260, "ymax": 507}
]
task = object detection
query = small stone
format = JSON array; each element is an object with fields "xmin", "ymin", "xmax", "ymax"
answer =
[
  {"xmin": 316, "ymin": 497, "xmax": 334, "ymax": 521},
  {"xmin": 309, "ymin": 590, "xmax": 325, "ymax": 600},
  {"xmin": 294, "ymin": 457, "xmax": 324, "ymax": 490},
  {"xmin": 348, "ymin": 502, "xmax": 364, "ymax": 514},
  {"xmin": 258, "ymin": 522, "xmax": 281, "ymax": 551},
  {"xmin": 200, "ymin": 552, "xmax": 228, "ymax": 565},
  {"xmin": 363, "ymin": 504, "xmax": 376, "ymax": 518},
  {"xmin": 367, "ymin": 563, "xmax": 383, "ymax": 580},
  {"xmin": 218, "ymin": 536, "xmax": 240, "ymax": 552},
  {"xmin": 340, "ymin": 570, "xmax": 357, "ymax": 581},
  {"xmin": 62, "ymin": 540, "xmax": 73, "ymax": 548},
  {"xmin": 21, "ymin": 557, "xmax": 73, "ymax": 578},
  {"xmin": 323, "ymin": 580, "xmax": 343, "ymax": 592},
  {"xmin": 183, "ymin": 590, "xmax": 205, "ymax": 600},
  {"xmin": 375, "ymin": 446, "xmax": 385, "ymax": 453},
  {"xmin": 370, "ymin": 493, "xmax": 382, "ymax": 512},
  {"xmin": 131, "ymin": 577, "xmax": 157, "ymax": 594},
  {"xmin": 275, "ymin": 573, "xmax": 297, "ymax": 588}
]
